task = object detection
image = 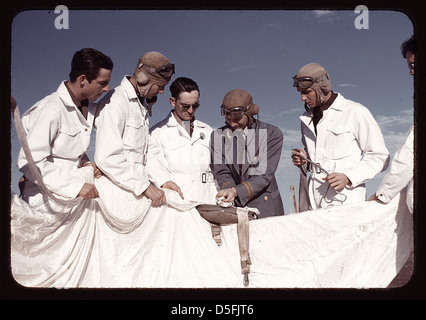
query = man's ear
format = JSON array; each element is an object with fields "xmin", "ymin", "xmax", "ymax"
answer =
[
  {"xmin": 169, "ymin": 97, "xmax": 176, "ymax": 108},
  {"xmin": 76, "ymin": 74, "xmax": 87, "ymax": 87}
]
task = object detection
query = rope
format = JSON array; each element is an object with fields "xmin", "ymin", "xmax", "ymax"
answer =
[{"xmin": 11, "ymin": 97, "xmax": 82, "ymax": 208}]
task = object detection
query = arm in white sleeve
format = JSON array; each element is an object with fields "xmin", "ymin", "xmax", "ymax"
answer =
[
  {"xmin": 146, "ymin": 129, "xmax": 172, "ymax": 188},
  {"xmin": 18, "ymin": 108, "xmax": 85, "ymax": 198},
  {"xmin": 344, "ymin": 108, "xmax": 390, "ymax": 187},
  {"xmin": 376, "ymin": 125, "xmax": 414, "ymax": 203},
  {"xmin": 94, "ymin": 100, "xmax": 150, "ymax": 196}
]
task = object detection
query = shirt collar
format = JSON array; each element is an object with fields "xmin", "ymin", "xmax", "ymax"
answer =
[
  {"xmin": 57, "ymin": 81, "xmax": 78, "ymax": 108},
  {"xmin": 167, "ymin": 111, "xmax": 179, "ymax": 127},
  {"xmin": 121, "ymin": 76, "xmax": 139, "ymax": 100},
  {"xmin": 319, "ymin": 91, "xmax": 338, "ymax": 111},
  {"xmin": 122, "ymin": 75, "xmax": 150, "ymax": 112},
  {"xmin": 167, "ymin": 110, "xmax": 205, "ymax": 129}
]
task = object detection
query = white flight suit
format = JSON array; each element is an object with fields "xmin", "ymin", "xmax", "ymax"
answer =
[
  {"xmin": 300, "ymin": 93, "xmax": 390, "ymax": 209},
  {"xmin": 94, "ymin": 76, "xmax": 151, "ymax": 197},
  {"xmin": 147, "ymin": 111, "xmax": 219, "ymax": 204},
  {"xmin": 18, "ymin": 81, "xmax": 95, "ymax": 204},
  {"xmin": 376, "ymin": 125, "xmax": 413, "ymax": 213}
]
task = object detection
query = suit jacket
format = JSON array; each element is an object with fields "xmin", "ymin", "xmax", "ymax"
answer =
[{"xmin": 210, "ymin": 119, "xmax": 284, "ymax": 217}]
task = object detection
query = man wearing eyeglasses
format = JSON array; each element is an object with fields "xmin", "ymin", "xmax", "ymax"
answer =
[
  {"xmin": 146, "ymin": 77, "xmax": 219, "ymax": 204},
  {"xmin": 210, "ymin": 89, "xmax": 285, "ymax": 217},
  {"xmin": 368, "ymin": 35, "xmax": 415, "ymax": 288},
  {"xmin": 94, "ymin": 51, "xmax": 175, "ymax": 209},
  {"xmin": 369, "ymin": 35, "xmax": 415, "ymax": 214},
  {"xmin": 291, "ymin": 63, "xmax": 389, "ymax": 210}
]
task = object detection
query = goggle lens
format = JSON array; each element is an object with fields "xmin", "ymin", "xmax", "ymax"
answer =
[
  {"xmin": 293, "ymin": 76, "xmax": 315, "ymax": 89},
  {"xmin": 221, "ymin": 107, "xmax": 246, "ymax": 120},
  {"xmin": 157, "ymin": 64, "xmax": 175, "ymax": 79}
]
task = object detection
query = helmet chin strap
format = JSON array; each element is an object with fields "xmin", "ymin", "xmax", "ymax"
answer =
[{"xmin": 146, "ymin": 96, "xmax": 157, "ymax": 117}]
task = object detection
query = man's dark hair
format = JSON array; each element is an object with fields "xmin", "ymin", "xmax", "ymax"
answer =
[
  {"xmin": 170, "ymin": 77, "xmax": 200, "ymax": 99},
  {"xmin": 401, "ymin": 35, "xmax": 415, "ymax": 58},
  {"xmin": 69, "ymin": 48, "xmax": 113, "ymax": 82}
]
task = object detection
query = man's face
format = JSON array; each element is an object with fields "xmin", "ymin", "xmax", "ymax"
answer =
[
  {"xmin": 83, "ymin": 68, "xmax": 112, "ymax": 101},
  {"xmin": 406, "ymin": 51, "xmax": 415, "ymax": 76},
  {"xmin": 146, "ymin": 83, "xmax": 166, "ymax": 99},
  {"xmin": 170, "ymin": 90, "xmax": 200, "ymax": 122},
  {"xmin": 297, "ymin": 87, "xmax": 318, "ymax": 108},
  {"xmin": 225, "ymin": 112, "xmax": 249, "ymax": 130}
]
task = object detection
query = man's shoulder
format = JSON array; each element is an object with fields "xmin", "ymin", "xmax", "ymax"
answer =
[
  {"xmin": 95, "ymin": 87, "xmax": 129, "ymax": 119},
  {"xmin": 150, "ymin": 115, "xmax": 170, "ymax": 134},
  {"xmin": 334, "ymin": 94, "xmax": 370, "ymax": 113},
  {"xmin": 97, "ymin": 87, "xmax": 122, "ymax": 106},
  {"xmin": 23, "ymin": 91, "xmax": 63, "ymax": 119},
  {"xmin": 213, "ymin": 124, "xmax": 230, "ymax": 133},
  {"xmin": 256, "ymin": 120, "xmax": 282, "ymax": 135},
  {"xmin": 194, "ymin": 118, "xmax": 214, "ymax": 131}
]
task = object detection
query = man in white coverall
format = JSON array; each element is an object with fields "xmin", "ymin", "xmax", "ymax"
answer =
[
  {"xmin": 291, "ymin": 63, "xmax": 390, "ymax": 210},
  {"xmin": 369, "ymin": 35, "xmax": 415, "ymax": 214},
  {"xmin": 18, "ymin": 48, "xmax": 113, "ymax": 205},
  {"xmin": 94, "ymin": 51, "xmax": 175, "ymax": 207},
  {"xmin": 369, "ymin": 35, "xmax": 415, "ymax": 288},
  {"xmin": 147, "ymin": 77, "xmax": 219, "ymax": 204},
  {"xmin": 12, "ymin": 48, "xmax": 114, "ymax": 288}
]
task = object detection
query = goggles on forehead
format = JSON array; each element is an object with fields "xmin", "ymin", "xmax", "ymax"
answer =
[
  {"xmin": 220, "ymin": 105, "xmax": 249, "ymax": 120},
  {"xmin": 141, "ymin": 63, "xmax": 175, "ymax": 80},
  {"xmin": 292, "ymin": 74, "xmax": 327, "ymax": 89}
]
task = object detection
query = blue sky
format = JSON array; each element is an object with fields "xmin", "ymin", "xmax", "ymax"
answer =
[{"xmin": 10, "ymin": 9, "xmax": 414, "ymax": 213}]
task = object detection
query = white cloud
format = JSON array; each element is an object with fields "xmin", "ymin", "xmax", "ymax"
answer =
[
  {"xmin": 375, "ymin": 109, "xmax": 413, "ymax": 156},
  {"xmin": 338, "ymin": 83, "xmax": 358, "ymax": 88},
  {"xmin": 227, "ymin": 64, "xmax": 263, "ymax": 72},
  {"xmin": 312, "ymin": 10, "xmax": 334, "ymax": 17},
  {"xmin": 278, "ymin": 108, "xmax": 301, "ymax": 115},
  {"xmin": 310, "ymin": 10, "xmax": 342, "ymax": 23},
  {"xmin": 259, "ymin": 107, "xmax": 301, "ymax": 122},
  {"xmin": 376, "ymin": 109, "xmax": 413, "ymax": 133}
]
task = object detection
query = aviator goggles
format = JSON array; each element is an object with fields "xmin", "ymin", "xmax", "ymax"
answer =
[
  {"xmin": 292, "ymin": 74, "xmax": 327, "ymax": 89},
  {"xmin": 220, "ymin": 105, "xmax": 249, "ymax": 120},
  {"xmin": 142, "ymin": 64, "xmax": 175, "ymax": 81}
]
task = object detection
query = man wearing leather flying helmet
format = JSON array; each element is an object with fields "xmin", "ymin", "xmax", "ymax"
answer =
[
  {"xmin": 291, "ymin": 62, "xmax": 389, "ymax": 210},
  {"xmin": 94, "ymin": 52, "xmax": 175, "ymax": 208},
  {"xmin": 133, "ymin": 52, "xmax": 175, "ymax": 116},
  {"xmin": 210, "ymin": 89, "xmax": 285, "ymax": 218}
]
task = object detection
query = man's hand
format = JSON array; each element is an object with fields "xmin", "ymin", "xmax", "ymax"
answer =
[
  {"xmin": 83, "ymin": 162, "xmax": 103, "ymax": 179},
  {"xmin": 216, "ymin": 187, "xmax": 238, "ymax": 203},
  {"xmin": 161, "ymin": 181, "xmax": 184, "ymax": 199},
  {"xmin": 78, "ymin": 183, "xmax": 99, "ymax": 200},
  {"xmin": 323, "ymin": 172, "xmax": 350, "ymax": 191},
  {"xmin": 143, "ymin": 183, "xmax": 167, "ymax": 207},
  {"xmin": 291, "ymin": 148, "xmax": 307, "ymax": 167}
]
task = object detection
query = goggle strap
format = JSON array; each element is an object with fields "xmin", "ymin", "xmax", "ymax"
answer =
[
  {"xmin": 293, "ymin": 74, "xmax": 328, "ymax": 84},
  {"xmin": 138, "ymin": 63, "xmax": 175, "ymax": 77}
]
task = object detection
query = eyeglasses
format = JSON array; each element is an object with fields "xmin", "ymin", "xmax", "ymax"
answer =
[
  {"xmin": 180, "ymin": 102, "xmax": 200, "ymax": 110},
  {"xmin": 141, "ymin": 64, "xmax": 175, "ymax": 80},
  {"xmin": 292, "ymin": 74, "xmax": 327, "ymax": 89},
  {"xmin": 408, "ymin": 63, "xmax": 415, "ymax": 70},
  {"xmin": 220, "ymin": 106, "xmax": 248, "ymax": 120}
]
